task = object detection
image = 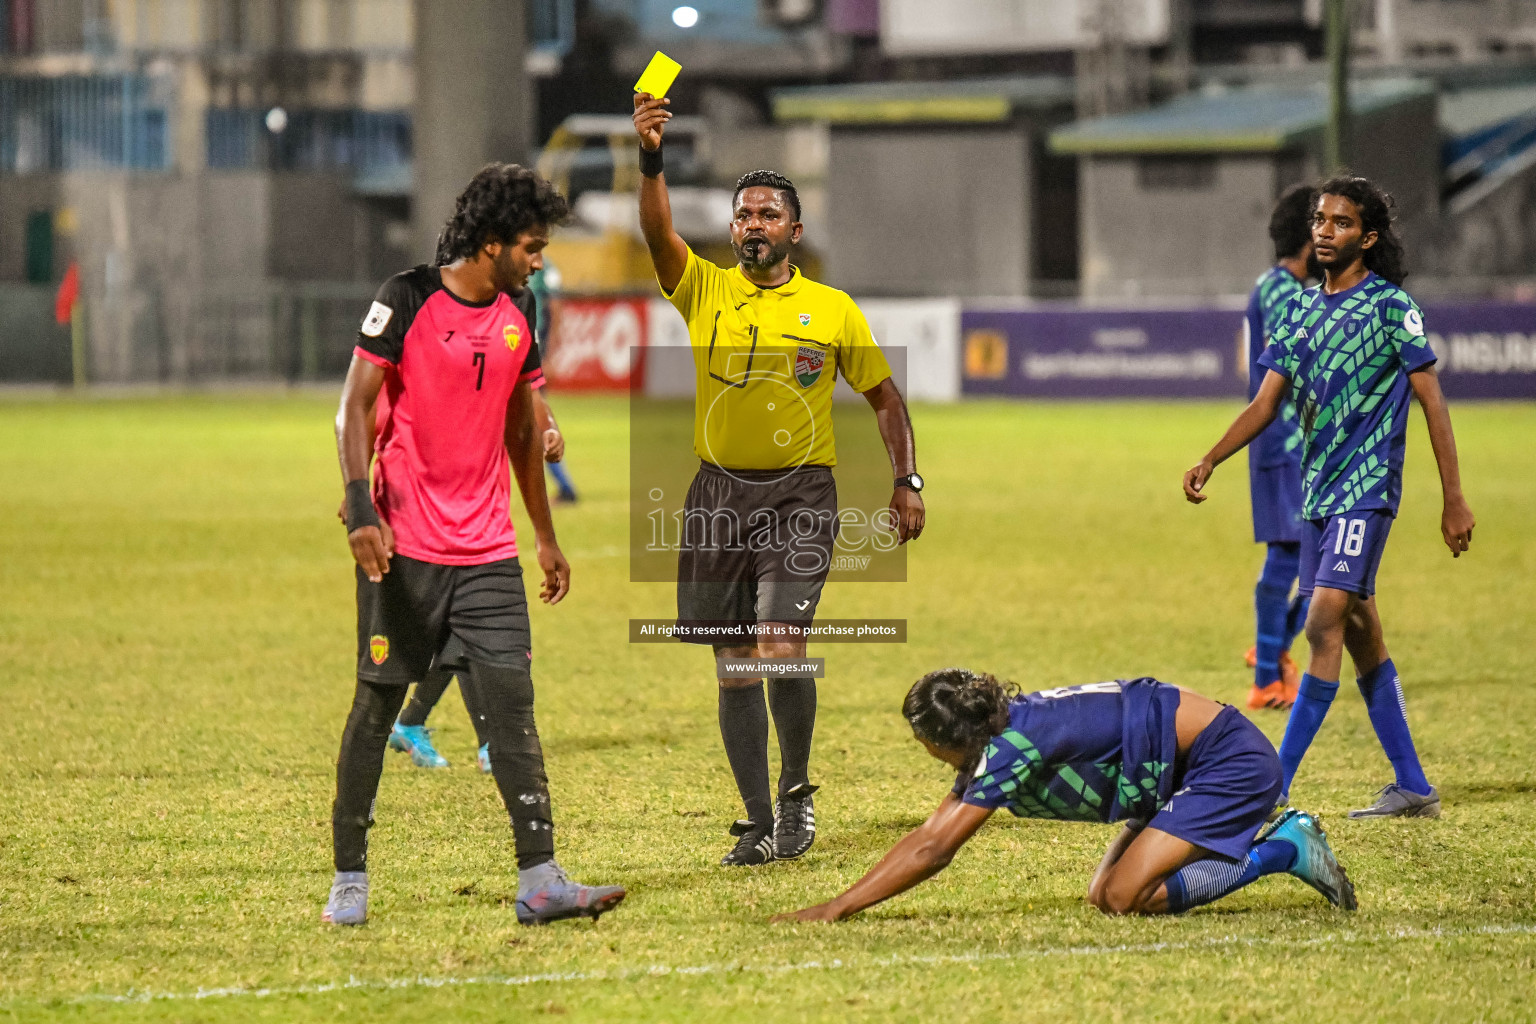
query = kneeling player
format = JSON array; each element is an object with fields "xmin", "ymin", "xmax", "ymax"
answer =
[{"xmin": 774, "ymin": 670, "xmax": 1354, "ymax": 922}]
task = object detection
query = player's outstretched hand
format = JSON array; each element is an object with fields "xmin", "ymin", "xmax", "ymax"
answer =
[
  {"xmin": 542, "ymin": 427, "xmax": 565, "ymax": 463},
  {"xmin": 633, "ymin": 92, "xmax": 671, "ymax": 151},
  {"xmin": 349, "ymin": 521, "xmax": 395, "ymax": 583},
  {"xmin": 1182, "ymin": 460, "xmax": 1214, "ymax": 504},
  {"xmin": 770, "ymin": 903, "xmax": 841, "ymax": 924},
  {"xmin": 889, "ymin": 487, "xmax": 925, "ymax": 543},
  {"xmin": 537, "ymin": 539, "xmax": 570, "ymax": 604},
  {"xmin": 1441, "ymin": 494, "xmax": 1475, "ymax": 557}
]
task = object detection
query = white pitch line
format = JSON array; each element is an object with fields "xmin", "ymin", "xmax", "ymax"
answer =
[{"xmin": 44, "ymin": 922, "xmax": 1536, "ymax": 1008}]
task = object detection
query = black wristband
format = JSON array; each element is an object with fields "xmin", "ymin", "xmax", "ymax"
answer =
[
  {"xmin": 639, "ymin": 143, "xmax": 664, "ymax": 178},
  {"xmin": 344, "ymin": 479, "xmax": 380, "ymax": 532}
]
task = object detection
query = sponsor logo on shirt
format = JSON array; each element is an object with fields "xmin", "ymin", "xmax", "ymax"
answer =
[
  {"xmin": 369, "ymin": 634, "xmax": 390, "ymax": 664},
  {"xmin": 795, "ymin": 345, "xmax": 825, "ymax": 387},
  {"xmin": 504, "ymin": 323, "xmax": 523, "ymax": 352},
  {"xmin": 1333, "ymin": 561, "xmax": 1350, "ymax": 572},
  {"xmin": 361, "ymin": 301, "xmax": 393, "ymax": 337}
]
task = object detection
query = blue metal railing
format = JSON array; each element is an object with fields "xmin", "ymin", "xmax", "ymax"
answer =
[
  {"xmin": 0, "ymin": 74, "xmax": 170, "ymax": 172},
  {"xmin": 205, "ymin": 108, "xmax": 410, "ymax": 173}
]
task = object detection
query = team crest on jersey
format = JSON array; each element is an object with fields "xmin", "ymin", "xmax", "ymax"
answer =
[
  {"xmin": 361, "ymin": 301, "xmax": 393, "ymax": 338},
  {"xmin": 1404, "ymin": 308, "xmax": 1424, "ymax": 336},
  {"xmin": 504, "ymin": 324, "xmax": 522, "ymax": 352},
  {"xmin": 794, "ymin": 345, "xmax": 825, "ymax": 387},
  {"xmin": 798, "ymin": 313, "xmax": 812, "ymax": 326},
  {"xmin": 369, "ymin": 635, "xmax": 389, "ymax": 665}
]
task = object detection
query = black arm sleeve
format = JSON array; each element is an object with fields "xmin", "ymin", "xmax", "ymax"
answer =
[
  {"xmin": 514, "ymin": 287, "xmax": 539, "ymax": 341},
  {"xmin": 513, "ymin": 288, "xmax": 545, "ymax": 379}
]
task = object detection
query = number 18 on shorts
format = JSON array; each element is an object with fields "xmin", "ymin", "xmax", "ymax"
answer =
[{"xmin": 1300, "ymin": 509, "xmax": 1394, "ymax": 598}]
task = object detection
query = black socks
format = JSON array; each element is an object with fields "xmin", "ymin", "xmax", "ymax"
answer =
[
  {"xmin": 718, "ymin": 683, "xmax": 772, "ymax": 826},
  {"xmin": 396, "ymin": 668, "xmax": 454, "ymax": 727},
  {"xmin": 470, "ymin": 659, "xmax": 555, "ymax": 870},
  {"xmin": 768, "ymin": 677, "xmax": 816, "ymax": 797},
  {"xmin": 332, "ymin": 680, "xmax": 409, "ymax": 872},
  {"xmin": 330, "ymin": 661, "xmax": 556, "ymax": 875},
  {"xmin": 457, "ymin": 670, "xmax": 490, "ymax": 749}
]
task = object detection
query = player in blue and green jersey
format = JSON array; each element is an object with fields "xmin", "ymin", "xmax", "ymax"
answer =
[
  {"xmin": 774, "ymin": 670, "xmax": 1355, "ymax": 922},
  {"xmin": 1184, "ymin": 176, "xmax": 1476, "ymax": 819},
  {"xmin": 1240, "ymin": 186, "xmax": 1315, "ymax": 712}
]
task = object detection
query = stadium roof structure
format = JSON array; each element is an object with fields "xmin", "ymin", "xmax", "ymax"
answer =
[
  {"xmin": 770, "ymin": 76, "xmax": 1075, "ymax": 126},
  {"xmin": 1049, "ymin": 78, "xmax": 1436, "ymax": 155}
]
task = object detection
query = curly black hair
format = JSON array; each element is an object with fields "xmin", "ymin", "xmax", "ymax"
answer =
[
  {"xmin": 1270, "ymin": 183, "xmax": 1316, "ymax": 261},
  {"xmin": 433, "ymin": 163, "xmax": 571, "ymax": 266},
  {"xmin": 903, "ymin": 668, "xmax": 1018, "ymax": 766},
  {"xmin": 733, "ymin": 169, "xmax": 801, "ymax": 221},
  {"xmin": 1314, "ymin": 174, "xmax": 1408, "ymax": 285}
]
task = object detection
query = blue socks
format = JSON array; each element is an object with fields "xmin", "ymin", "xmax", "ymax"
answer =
[
  {"xmin": 548, "ymin": 460, "xmax": 577, "ymax": 499},
  {"xmin": 1164, "ymin": 839, "xmax": 1298, "ymax": 913},
  {"xmin": 1356, "ymin": 659, "xmax": 1431, "ymax": 796},
  {"xmin": 1254, "ymin": 543, "xmax": 1302, "ymax": 687},
  {"xmin": 1285, "ymin": 593, "xmax": 1310, "ymax": 648},
  {"xmin": 1278, "ymin": 673, "xmax": 1339, "ymax": 797}
]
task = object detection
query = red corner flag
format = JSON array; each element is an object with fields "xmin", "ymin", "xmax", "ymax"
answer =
[{"xmin": 55, "ymin": 261, "xmax": 80, "ymax": 325}]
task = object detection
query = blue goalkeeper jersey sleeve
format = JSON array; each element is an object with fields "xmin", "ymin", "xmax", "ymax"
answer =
[
  {"xmin": 1258, "ymin": 272, "xmax": 1437, "ymax": 520},
  {"xmin": 953, "ymin": 679, "xmax": 1181, "ymax": 823},
  {"xmin": 1246, "ymin": 266, "xmax": 1306, "ymax": 470}
]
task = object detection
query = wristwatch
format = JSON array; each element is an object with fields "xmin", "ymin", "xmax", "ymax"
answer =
[{"xmin": 895, "ymin": 473, "xmax": 924, "ymax": 492}]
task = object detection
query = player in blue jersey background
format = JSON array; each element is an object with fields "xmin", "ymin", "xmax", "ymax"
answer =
[
  {"xmin": 773, "ymin": 670, "xmax": 1354, "ymax": 922},
  {"xmin": 1240, "ymin": 185, "xmax": 1316, "ymax": 711},
  {"xmin": 1184, "ymin": 176, "xmax": 1476, "ymax": 820}
]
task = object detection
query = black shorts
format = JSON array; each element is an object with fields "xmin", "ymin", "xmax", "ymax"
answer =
[
  {"xmin": 356, "ymin": 554, "xmax": 531, "ymax": 684},
  {"xmin": 675, "ymin": 461, "xmax": 837, "ymax": 645}
]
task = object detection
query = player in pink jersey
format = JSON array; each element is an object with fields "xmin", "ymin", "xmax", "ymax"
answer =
[{"xmin": 323, "ymin": 163, "xmax": 625, "ymax": 927}]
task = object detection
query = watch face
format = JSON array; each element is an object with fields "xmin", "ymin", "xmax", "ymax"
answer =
[{"xmin": 909, "ymin": 473, "xmax": 924, "ymax": 491}]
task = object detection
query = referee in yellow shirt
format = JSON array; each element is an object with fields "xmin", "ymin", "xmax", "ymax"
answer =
[{"xmin": 634, "ymin": 92, "xmax": 925, "ymax": 866}]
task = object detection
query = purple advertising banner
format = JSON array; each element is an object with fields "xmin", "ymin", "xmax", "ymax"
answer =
[
  {"xmin": 961, "ymin": 305, "xmax": 1246, "ymax": 399},
  {"xmin": 961, "ymin": 301, "xmax": 1536, "ymax": 399},
  {"xmin": 1420, "ymin": 300, "xmax": 1536, "ymax": 399}
]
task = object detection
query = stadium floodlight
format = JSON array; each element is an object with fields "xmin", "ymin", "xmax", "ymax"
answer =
[
  {"xmin": 264, "ymin": 106, "xmax": 288, "ymax": 133},
  {"xmin": 671, "ymin": 5, "xmax": 699, "ymax": 28}
]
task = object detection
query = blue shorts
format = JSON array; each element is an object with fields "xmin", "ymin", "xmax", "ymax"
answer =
[
  {"xmin": 1148, "ymin": 706, "xmax": 1282, "ymax": 861},
  {"xmin": 1249, "ymin": 462, "xmax": 1305, "ymax": 544},
  {"xmin": 1299, "ymin": 509, "xmax": 1394, "ymax": 598}
]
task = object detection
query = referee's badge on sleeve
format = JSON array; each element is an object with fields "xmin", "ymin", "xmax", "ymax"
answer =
[{"xmin": 361, "ymin": 301, "xmax": 393, "ymax": 337}]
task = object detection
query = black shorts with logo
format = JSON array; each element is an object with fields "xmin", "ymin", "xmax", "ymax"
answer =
[
  {"xmin": 356, "ymin": 554, "xmax": 531, "ymax": 684},
  {"xmin": 675, "ymin": 461, "xmax": 838, "ymax": 645}
]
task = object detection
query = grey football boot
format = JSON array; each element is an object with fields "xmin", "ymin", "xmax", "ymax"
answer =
[
  {"xmin": 1348, "ymin": 783, "xmax": 1441, "ymax": 819},
  {"xmin": 321, "ymin": 871, "xmax": 369, "ymax": 926}
]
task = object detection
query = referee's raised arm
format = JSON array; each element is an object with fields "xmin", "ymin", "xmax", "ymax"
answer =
[{"xmin": 633, "ymin": 92, "xmax": 689, "ymax": 293}]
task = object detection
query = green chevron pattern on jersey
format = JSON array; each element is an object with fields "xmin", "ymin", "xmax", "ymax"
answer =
[
  {"xmin": 1254, "ymin": 267, "xmax": 1305, "ymax": 456},
  {"xmin": 1261, "ymin": 273, "xmax": 1436, "ymax": 520}
]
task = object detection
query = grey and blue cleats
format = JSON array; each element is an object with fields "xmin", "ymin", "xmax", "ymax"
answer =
[
  {"xmin": 1260, "ymin": 809, "xmax": 1357, "ymax": 910},
  {"xmin": 321, "ymin": 871, "xmax": 369, "ymax": 925},
  {"xmin": 1348, "ymin": 783, "xmax": 1440, "ymax": 819},
  {"xmin": 388, "ymin": 723, "xmax": 448, "ymax": 768},
  {"xmin": 514, "ymin": 862, "xmax": 625, "ymax": 925}
]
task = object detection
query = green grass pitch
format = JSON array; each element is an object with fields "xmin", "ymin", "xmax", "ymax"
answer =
[{"xmin": 0, "ymin": 394, "xmax": 1532, "ymax": 1023}]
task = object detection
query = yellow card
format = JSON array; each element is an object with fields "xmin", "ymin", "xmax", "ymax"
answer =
[{"xmin": 634, "ymin": 51, "xmax": 682, "ymax": 99}]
